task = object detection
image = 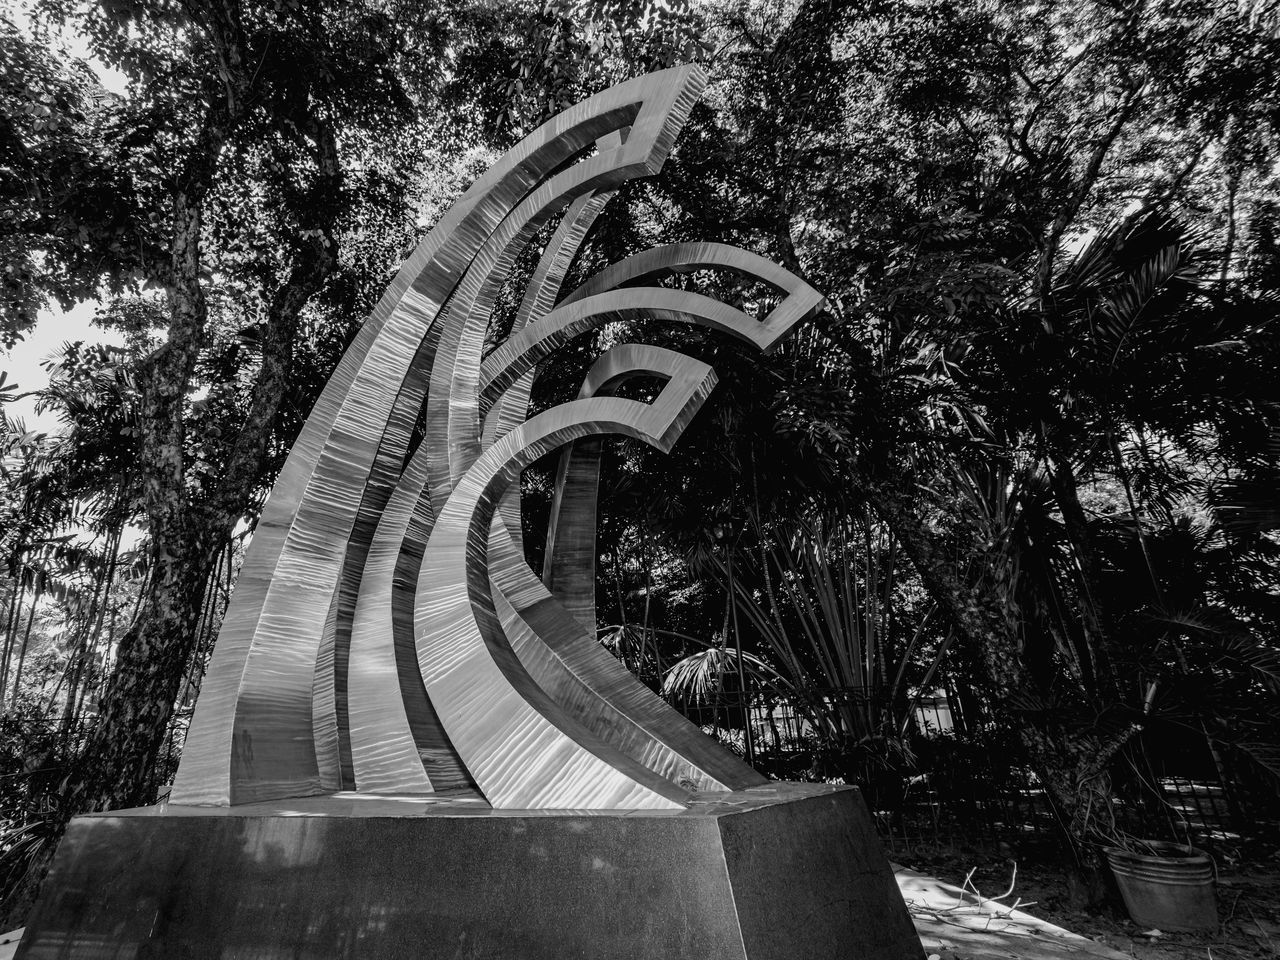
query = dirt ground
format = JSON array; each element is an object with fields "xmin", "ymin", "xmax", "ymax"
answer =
[{"xmin": 899, "ymin": 843, "xmax": 1280, "ymax": 960}]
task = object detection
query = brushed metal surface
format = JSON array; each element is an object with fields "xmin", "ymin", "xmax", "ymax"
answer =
[
  {"xmin": 171, "ymin": 64, "xmax": 824, "ymax": 811},
  {"xmin": 487, "ymin": 183, "xmax": 618, "ymax": 551},
  {"xmin": 173, "ymin": 65, "xmax": 708, "ymax": 806},
  {"xmin": 345, "ymin": 177, "xmax": 620, "ymax": 792},
  {"xmin": 413, "ymin": 373, "xmax": 716, "ymax": 808}
]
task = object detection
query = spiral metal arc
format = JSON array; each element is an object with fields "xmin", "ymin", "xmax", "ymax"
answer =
[{"xmin": 171, "ymin": 64, "xmax": 827, "ymax": 810}]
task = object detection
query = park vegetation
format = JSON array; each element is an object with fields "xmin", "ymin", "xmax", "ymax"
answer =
[{"xmin": 2, "ymin": 0, "xmax": 1278, "ymax": 919}]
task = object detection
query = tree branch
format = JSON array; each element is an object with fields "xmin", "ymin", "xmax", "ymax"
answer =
[{"xmin": 204, "ymin": 116, "xmax": 341, "ymax": 528}]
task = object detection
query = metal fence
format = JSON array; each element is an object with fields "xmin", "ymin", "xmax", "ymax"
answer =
[
  {"xmin": 686, "ymin": 687, "xmax": 1277, "ymax": 856},
  {"xmin": 2, "ymin": 689, "xmax": 1274, "ymax": 858}
]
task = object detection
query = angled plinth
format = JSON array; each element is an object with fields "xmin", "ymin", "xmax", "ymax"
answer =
[{"xmin": 15, "ymin": 783, "xmax": 922, "ymax": 960}]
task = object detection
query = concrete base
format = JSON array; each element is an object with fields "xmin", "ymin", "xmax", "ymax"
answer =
[{"xmin": 16, "ymin": 782, "xmax": 922, "ymax": 960}]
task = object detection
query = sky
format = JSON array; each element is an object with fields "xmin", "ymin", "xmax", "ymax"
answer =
[
  {"xmin": 2, "ymin": 301, "xmax": 124, "ymax": 431},
  {"xmin": 2, "ymin": 3, "xmax": 130, "ymax": 432}
]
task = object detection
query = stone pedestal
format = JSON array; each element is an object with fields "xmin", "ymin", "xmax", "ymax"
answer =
[{"xmin": 16, "ymin": 782, "xmax": 921, "ymax": 960}]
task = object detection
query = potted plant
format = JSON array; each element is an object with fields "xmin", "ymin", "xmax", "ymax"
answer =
[{"xmin": 1103, "ymin": 837, "xmax": 1217, "ymax": 932}]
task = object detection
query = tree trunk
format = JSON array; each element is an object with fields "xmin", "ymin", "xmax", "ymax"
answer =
[
  {"xmin": 48, "ymin": 186, "xmax": 216, "ymax": 817},
  {"xmin": 9, "ymin": 575, "xmax": 41, "ymax": 707},
  {"xmin": 1042, "ymin": 442, "xmax": 1111, "ymax": 693},
  {"xmin": 0, "ymin": 574, "xmax": 25, "ymax": 699},
  {"xmin": 59, "ymin": 533, "xmax": 219, "ymax": 814}
]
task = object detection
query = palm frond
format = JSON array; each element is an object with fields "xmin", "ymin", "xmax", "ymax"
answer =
[{"xmin": 661, "ymin": 646, "xmax": 782, "ymax": 705}]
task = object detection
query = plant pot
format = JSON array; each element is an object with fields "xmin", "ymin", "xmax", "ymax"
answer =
[{"xmin": 1104, "ymin": 841, "xmax": 1217, "ymax": 932}]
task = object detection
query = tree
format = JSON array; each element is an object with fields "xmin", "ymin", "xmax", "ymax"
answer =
[
  {"xmin": 2, "ymin": 0, "xmax": 454, "ymax": 827},
  {"xmin": 751, "ymin": 0, "xmax": 1280, "ymax": 890}
]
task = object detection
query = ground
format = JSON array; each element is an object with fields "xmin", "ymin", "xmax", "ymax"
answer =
[{"xmin": 899, "ymin": 843, "xmax": 1280, "ymax": 960}]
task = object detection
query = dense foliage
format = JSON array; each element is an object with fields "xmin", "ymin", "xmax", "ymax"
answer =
[{"xmin": 2, "ymin": 0, "xmax": 1278, "ymax": 919}]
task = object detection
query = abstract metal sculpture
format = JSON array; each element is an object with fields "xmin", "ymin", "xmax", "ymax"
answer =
[
  {"xmin": 171, "ymin": 63, "xmax": 824, "ymax": 810},
  {"xmin": 17, "ymin": 66, "xmax": 924, "ymax": 960}
]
